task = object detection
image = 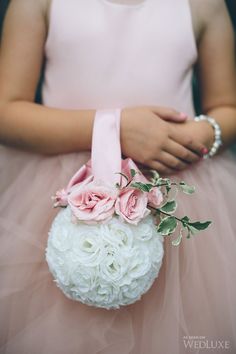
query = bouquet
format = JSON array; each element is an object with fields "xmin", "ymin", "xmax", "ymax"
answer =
[{"xmin": 45, "ymin": 109, "xmax": 211, "ymax": 309}]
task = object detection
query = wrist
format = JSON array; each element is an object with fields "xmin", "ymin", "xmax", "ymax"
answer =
[
  {"xmin": 194, "ymin": 115, "xmax": 223, "ymax": 158},
  {"xmin": 197, "ymin": 120, "xmax": 215, "ymax": 149}
]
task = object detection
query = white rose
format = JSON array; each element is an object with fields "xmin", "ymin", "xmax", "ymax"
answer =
[
  {"xmin": 71, "ymin": 227, "xmax": 106, "ymax": 267},
  {"xmin": 128, "ymin": 247, "xmax": 152, "ymax": 279},
  {"xmin": 102, "ymin": 221, "xmax": 134, "ymax": 249},
  {"xmin": 70, "ymin": 266, "xmax": 98, "ymax": 294},
  {"xmin": 135, "ymin": 218, "xmax": 156, "ymax": 241},
  {"xmin": 46, "ymin": 208, "xmax": 164, "ymax": 309},
  {"xmin": 49, "ymin": 223, "xmax": 74, "ymax": 252},
  {"xmin": 99, "ymin": 252, "xmax": 128, "ymax": 284}
]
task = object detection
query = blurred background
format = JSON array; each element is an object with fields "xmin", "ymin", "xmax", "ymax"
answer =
[
  {"xmin": 0, "ymin": 0, "xmax": 235, "ymax": 110},
  {"xmin": 227, "ymin": 0, "xmax": 236, "ymax": 28}
]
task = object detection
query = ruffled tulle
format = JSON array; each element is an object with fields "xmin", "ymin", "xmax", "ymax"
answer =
[{"xmin": 1, "ymin": 145, "xmax": 236, "ymax": 354}]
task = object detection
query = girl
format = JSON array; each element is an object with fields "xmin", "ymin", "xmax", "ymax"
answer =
[{"xmin": 0, "ymin": 0, "xmax": 236, "ymax": 353}]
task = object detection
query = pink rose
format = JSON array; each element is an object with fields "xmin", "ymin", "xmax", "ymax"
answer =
[
  {"xmin": 148, "ymin": 188, "xmax": 163, "ymax": 208},
  {"xmin": 121, "ymin": 158, "xmax": 163, "ymax": 209},
  {"xmin": 68, "ymin": 181, "xmax": 117, "ymax": 223},
  {"xmin": 115, "ymin": 188, "xmax": 150, "ymax": 225}
]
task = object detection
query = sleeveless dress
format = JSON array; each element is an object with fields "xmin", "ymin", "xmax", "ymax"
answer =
[{"xmin": 1, "ymin": 0, "xmax": 236, "ymax": 353}]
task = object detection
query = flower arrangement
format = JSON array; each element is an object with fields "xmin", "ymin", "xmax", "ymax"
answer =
[
  {"xmin": 45, "ymin": 109, "xmax": 211, "ymax": 309},
  {"xmin": 46, "ymin": 158, "xmax": 211, "ymax": 309}
]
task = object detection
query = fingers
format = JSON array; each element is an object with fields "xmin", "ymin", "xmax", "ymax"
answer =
[
  {"xmin": 169, "ymin": 129, "xmax": 206, "ymax": 156},
  {"xmin": 182, "ymin": 137, "xmax": 206, "ymax": 157},
  {"xmin": 141, "ymin": 139, "xmax": 202, "ymax": 175},
  {"xmin": 158, "ymin": 151, "xmax": 189, "ymax": 171},
  {"xmin": 164, "ymin": 140, "xmax": 201, "ymax": 163},
  {"xmin": 149, "ymin": 106, "xmax": 188, "ymax": 122}
]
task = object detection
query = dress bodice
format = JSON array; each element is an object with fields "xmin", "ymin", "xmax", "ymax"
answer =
[{"xmin": 42, "ymin": 0, "xmax": 197, "ymax": 115}]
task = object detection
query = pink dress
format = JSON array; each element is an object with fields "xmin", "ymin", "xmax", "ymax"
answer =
[{"xmin": 1, "ymin": 0, "xmax": 236, "ymax": 353}]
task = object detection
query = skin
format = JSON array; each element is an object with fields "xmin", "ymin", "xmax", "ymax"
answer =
[{"xmin": 0, "ymin": 0, "xmax": 235, "ymax": 176}]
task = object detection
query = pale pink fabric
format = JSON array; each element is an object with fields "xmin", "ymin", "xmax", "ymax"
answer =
[{"xmin": 1, "ymin": 0, "xmax": 236, "ymax": 353}]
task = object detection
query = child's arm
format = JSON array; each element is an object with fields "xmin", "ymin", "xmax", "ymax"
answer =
[
  {"xmin": 0, "ymin": 0, "xmax": 96, "ymax": 154},
  {"xmin": 170, "ymin": 0, "xmax": 236, "ymax": 152},
  {"xmin": 196, "ymin": 0, "xmax": 236, "ymax": 148}
]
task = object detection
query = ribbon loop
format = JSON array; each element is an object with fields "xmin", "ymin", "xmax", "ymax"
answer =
[{"xmin": 91, "ymin": 109, "xmax": 122, "ymax": 185}]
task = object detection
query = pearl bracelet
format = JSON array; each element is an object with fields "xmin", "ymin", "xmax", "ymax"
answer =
[{"xmin": 194, "ymin": 115, "xmax": 223, "ymax": 158}]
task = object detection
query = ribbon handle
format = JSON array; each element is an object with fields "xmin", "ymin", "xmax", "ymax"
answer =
[{"xmin": 91, "ymin": 109, "xmax": 122, "ymax": 185}]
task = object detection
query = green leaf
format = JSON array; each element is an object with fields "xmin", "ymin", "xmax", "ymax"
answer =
[
  {"xmin": 187, "ymin": 225, "xmax": 199, "ymax": 235},
  {"xmin": 179, "ymin": 181, "xmax": 195, "ymax": 195},
  {"xmin": 181, "ymin": 219, "xmax": 212, "ymax": 237},
  {"xmin": 150, "ymin": 170, "xmax": 160, "ymax": 179},
  {"xmin": 150, "ymin": 170, "xmax": 160, "ymax": 183},
  {"xmin": 172, "ymin": 230, "xmax": 183, "ymax": 246},
  {"xmin": 186, "ymin": 227, "xmax": 192, "ymax": 239},
  {"xmin": 157, "ymin": 216, "xmax": 177, "ymax": 236},
  {"xmin": 131, "ymin": 182, "xmax": 153, "ymax": 192},
  {"xmin": 160, "ymin": 200, "xmax": 177, "ymax": 214},
  {"xmin": 188, "ymin": 221, "xmax": 212, "ymax": 231},
  {"xmin": 181, "ymin": 216, "xmax": 190, "ymax": 223},
  {"xmin": 130, "ymin": 169, "xmax": 137, "ymax": 178}
]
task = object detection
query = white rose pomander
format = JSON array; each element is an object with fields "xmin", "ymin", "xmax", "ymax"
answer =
[
  {"xmin": 46, "ymin": 207, "xmax": 164, "ymax": 309},
  {"xmin": 46, "ymin": 110, "xmax": 211, "ymax": 309}
]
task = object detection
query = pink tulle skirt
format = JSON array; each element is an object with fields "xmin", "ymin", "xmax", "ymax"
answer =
[{"xmin": 0, "ymin": 145, "xmax": 236, "ymax": 354}]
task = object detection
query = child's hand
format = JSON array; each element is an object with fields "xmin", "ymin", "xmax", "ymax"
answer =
[
  {"xmin": 168, "ymin": 120, "xmax": 215, "ymax": 156},
  {"xmin": 121, "ymin": 106, "xmax": 206, "ymax": 175}
]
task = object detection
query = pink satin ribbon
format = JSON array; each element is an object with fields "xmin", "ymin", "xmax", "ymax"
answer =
[
  {"xmin": 91, "ymin": 109, "xmax": 122, "ymax": 185},
  {"xmin": 58, "ymin": 109, "xmax": 152, "ymax": 203}
]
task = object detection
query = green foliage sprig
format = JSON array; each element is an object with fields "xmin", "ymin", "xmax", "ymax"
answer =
[{"xmin": 118, "ymin": 169, "xmax": 211, "ymax": 246}]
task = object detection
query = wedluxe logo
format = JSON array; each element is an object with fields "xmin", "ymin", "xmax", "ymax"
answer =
[{"xmin": 182, "ymin": 336, "xmax": 231, "ymax": 351}]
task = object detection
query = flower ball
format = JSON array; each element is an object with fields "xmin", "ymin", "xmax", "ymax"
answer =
[{"xmin": 46, "ymin": 207, "xmax": 164, "ymax": 309}]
